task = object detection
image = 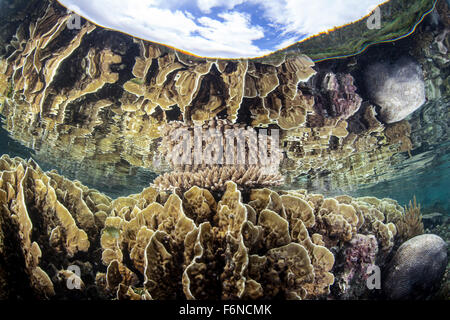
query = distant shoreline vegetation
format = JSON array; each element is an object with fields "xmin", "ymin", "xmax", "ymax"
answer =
[
  {"xmin": 260, "ymin": 0, "xmax": 437, "ymax": 63},
  {"xmin": 309, "ymin": 0, "xmax": 438, "ymax": 62},
  {"xmin": 55, "ymin": 0, "xmax": 437, "ymax": 63}
]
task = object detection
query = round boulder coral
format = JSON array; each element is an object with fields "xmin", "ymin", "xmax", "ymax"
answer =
[
  {"xmin": 383, "ymin": 234, "xmax": 447, "ymax": 300},
  {"xmin": 364, "ymin": 57, "xmax": 426, "ymax": 123}
]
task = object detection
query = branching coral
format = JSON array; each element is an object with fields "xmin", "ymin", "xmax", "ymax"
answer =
[
  {"xmin": 153, "ymin": 166, "xmax": 284, "ymax": 192},
  {"xmin": 155, "ymin": 118, "xmax": 284, "ymax": 190},
  {"xmin": 396, "ymin": 196, "xmax": 424, "ymax": 242}
]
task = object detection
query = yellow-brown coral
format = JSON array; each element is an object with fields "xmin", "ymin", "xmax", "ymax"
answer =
[
  {"xmin": 0, "ymin": 155, "xmax": 416, "ymax": 300},
  {"xmin": 396, "ymin": 196, "xmax": 424, "ymax": 242}
]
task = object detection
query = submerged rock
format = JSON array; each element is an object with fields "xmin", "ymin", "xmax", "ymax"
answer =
[
  {"xmin": 383, "ymin": 234, "xmax": 447, "ymax": 300},
  {"xmin": 422, "ymin": 212, "xmax": 445, "ymax": 229},
  {"xmin": 364, "ymin": 57, "xmax": 426, "ymax": 123}
]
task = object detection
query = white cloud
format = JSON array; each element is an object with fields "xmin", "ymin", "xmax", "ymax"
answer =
[
  {"xmin": 250, "ymin": 0, "xmax": 387, "ymax": 37},
  {"xmin": 196, "ymin": 0, "xmax": 246, "ymax": 14},
  {"xmin": 57, "ymin": 0, "xmax": 386, "ymax": 58},
  {"xmin": 58, "ymin": 0, "xmax": 267, "ymax": 58},
  {"xmin": 197, "ymin": 12, "xmax": 264, "ymax": 47}
]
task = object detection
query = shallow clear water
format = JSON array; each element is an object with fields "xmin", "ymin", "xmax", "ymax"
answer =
[{"xmin": 0, "ymin": 0, "xmax": 448, "ymax": 301}]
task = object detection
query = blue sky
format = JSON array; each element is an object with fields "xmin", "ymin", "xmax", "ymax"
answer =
[{"xmin": 58, "ymin": 0, "xmax": 387, "ymax": 58}]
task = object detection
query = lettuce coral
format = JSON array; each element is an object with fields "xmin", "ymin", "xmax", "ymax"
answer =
[
  {"xmin": 0, "ymin": 0, "xmax": 416, "ymax": 197},
  {"xmin": 0, "ymin": 155, "xmax": 416, "ymax": 300}
]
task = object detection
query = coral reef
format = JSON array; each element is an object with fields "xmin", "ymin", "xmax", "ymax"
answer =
[
  {"xmin": 0, "ymin": 0, "xmax": 316, "ymax": 130},
  {"xmin": 0, "ymin": 0, "xmax": 419, "ymax": 197},
  {"xmin": 284, "ymin": 0, "xmax": 449, "ymax": 194},
  {"xmin": 0, "ymin": 155, "xmax": 102, "ymax": 298},
  {"xmin": 153, "ymin": 166, "xmax": 284, "ymax": 192},
  {"xmin": 1, "ymin": 155, "xmax": 433, "ymax": 300},
  {"xmin": 0, "ymin": 0, "xmax": 447, "ymax": 302},
  {"xmin": 327, "ymin": 231, "xmax": 381, "ymax": 299},
  {"xmin": 155, "ymin": 119, "xmax": 284, "ymax": 190},
  {"xmin": 282, "ymin": 105, "xmax": 413, "ymax": 190},
  {"xmin": 339, "ymin": 234, "xmax": 378, "ymax": 294},
  {"xmin": 316, "ymin": 72, "xmax": 362, "ymax": 120}
]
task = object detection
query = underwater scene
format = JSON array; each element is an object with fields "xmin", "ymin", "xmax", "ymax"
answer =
[{"xmin": 0, "ymin": 0, "xmax": 448, "ymax": 302}]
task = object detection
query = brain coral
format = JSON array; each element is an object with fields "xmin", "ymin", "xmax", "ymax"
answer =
[{"xmin": 0, "ymin": 155, "xmax": 421, "ymax": 300}]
